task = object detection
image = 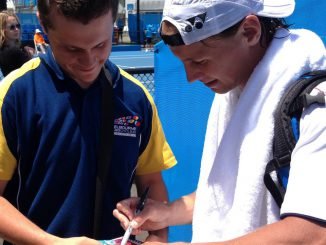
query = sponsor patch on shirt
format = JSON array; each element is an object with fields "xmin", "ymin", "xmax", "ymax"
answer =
[{"xmin": 114, "ymin": 115, "xmax": 141, "ymax": 137}]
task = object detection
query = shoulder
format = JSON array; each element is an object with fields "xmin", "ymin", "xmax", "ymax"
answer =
[
  {"xmin": 310, "ymin": 80, "xmax": 326, "ymax": 96},
  {"xmin": 105, "ymin": 60, "xmax": 153, "ymax": 101},
  {"xmin": 280, "ymin": 28, "xmax": 326, "ymax": 68},
  {"xmin": 4, "ymin": 57, "xmax": 42, "ymax": 80},
  {"xmin": 0, "ymin": 57, "xmax": 42, "ymax": 99},
  {"xmin": 299, "ymin": 81, "xmax": 326, "ymax": 144},
  {"xmin": 120, "ymin": 68, "xmax": 154, "ymax": 103},
  {"xmin": 290, "ymin": 28, "xmax": 321, "ymax": 38},
  {"xmin": 281, "ymin": 83, "xmax": 326, "ymax": 220},
  {"xmin": 289, "ymin": 29, "xmax": 325, "ymax": 48}
]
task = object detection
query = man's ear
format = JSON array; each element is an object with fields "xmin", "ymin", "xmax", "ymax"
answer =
[
  {"xmin": 240, "ymin": 15, "xmax": 262, "ymax": 46},
  {"xmin": 36, "ymin": 11, "xmax": 47, "ymax": 35}
]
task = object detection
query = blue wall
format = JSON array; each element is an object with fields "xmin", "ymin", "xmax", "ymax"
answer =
[
  {"xmin": 154, "ymin": 41, "xmax": 214, "ymax": 242},
  {"xmin": 16, "ymin": 13, "xmax": 46, "ymax": 44},
  {"xmin": 286, "ymin": 0, "xmax": 326, "ymax": 44}
]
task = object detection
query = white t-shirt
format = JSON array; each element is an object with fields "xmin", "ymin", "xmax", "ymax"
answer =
[{"xmin": 281, "ymin": 82, "xmax": 326, "ymax": 220}]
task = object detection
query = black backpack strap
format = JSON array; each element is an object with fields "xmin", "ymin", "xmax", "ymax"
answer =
[
  {"xmin": 290, "ymin": 92, "xmax": 325, "ymax": 115},
  {"xmin": 274, "ymin": 71, "xmax": 326, "ymax": 164},
  {"xmin": 264, "ymin": 70, "xmax": 326, "ymax": 208},
  {"xmin": 93, "ymin": 67, "xmax": 114, "ymax": 238},
  {"xmin": 264, "ymin": 159, "xmax": 287, "ymax": 208}
]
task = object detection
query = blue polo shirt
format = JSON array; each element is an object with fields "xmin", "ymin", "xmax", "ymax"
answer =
[{"xmin": 0, "ymin": 51, "xmax": 176, "ymax": 240}]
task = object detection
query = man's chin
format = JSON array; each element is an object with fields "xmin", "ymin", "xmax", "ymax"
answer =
[{"xmin": 211, "ymin": 87, "xmax": 231, "ymax": 94}]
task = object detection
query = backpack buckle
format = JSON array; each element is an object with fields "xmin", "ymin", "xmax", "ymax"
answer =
[{"xmin": 271, "ymin": 154, "xmax": 291, "ymax": 169}]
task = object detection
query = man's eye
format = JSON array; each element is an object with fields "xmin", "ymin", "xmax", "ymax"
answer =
[
  {"xmin": 194, "ymin": 60, "xmax": 206, "ymax": 65},
  {"xmin": 67, "ymin": 47, "xmax": 78, "ymax": 52},
  {"xmin": 96, "ymin": 43, "xmax": 104, "ymax": 48}
]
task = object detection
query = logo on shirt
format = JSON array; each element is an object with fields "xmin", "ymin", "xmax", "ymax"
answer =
[{"xmin": 114, "ymin": 115, "xmax": 141, "ymax": 137}]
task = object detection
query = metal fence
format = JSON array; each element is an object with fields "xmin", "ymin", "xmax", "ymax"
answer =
[{"xmin": 125, "ymin": 67, "xmax": 155, "ymax": 96}]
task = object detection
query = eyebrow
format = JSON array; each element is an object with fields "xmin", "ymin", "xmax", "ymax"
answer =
[
  {"xmin": 66, "ymin": 40, "xmax": 106, "ymax": 50},
  {"xmin": 183, "ymin": 56, "xmax": 204, "ymax": 63}
]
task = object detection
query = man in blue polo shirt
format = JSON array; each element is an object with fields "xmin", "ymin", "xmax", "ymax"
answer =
[{"xmin": 0, "ymin": 0, "xmax": 176, "ymax": 244}]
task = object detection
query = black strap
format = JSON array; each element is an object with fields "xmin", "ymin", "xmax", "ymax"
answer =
[
  {"xmin": 273, "ymin": 70, "xmax": 326, "ymax": 166},
  {"xmin": 93, "ymin": 68, "xmax": 114, "ymax": 238},
  {"xmin": 264, "ymin": 159, "xmax": 286, "ymax": 208},
  {"xmin": 264, "ymin": 70, "xmax": 326, "ymax": 208}
]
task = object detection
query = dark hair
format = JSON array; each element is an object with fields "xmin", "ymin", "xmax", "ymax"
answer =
[
  {"xmin": 0, "ymin": 46, "xmax": 30, "ymax": 76},
  {"xmin": 209, "ymin": 16, "xmax": 290, "ymax": 47},
  {"xmin": 258, "ymin": 17, "xmax": 290, "ymax": 46},
  {"xmin": 37, "ymin": 0, "xmax": 119, "ymax": 31}
]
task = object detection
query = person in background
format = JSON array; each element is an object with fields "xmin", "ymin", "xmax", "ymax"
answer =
[
  {"xmin": 0, "ymin": 45, "xmax": 30, "ymax": 77},
  {"xmin": 0, "ymin": 10, "xmax": 34, "ymax": 79},
  {"xmin": 0, "ymin": 0, "xmax": 176, "ymax": 244},
  {"xmin": 144, "ymin": 24, "xmax": 153, "ymax": 52},
  {"xmin": 114, "ymin": 0, "xmax": 326, "ymax": 244},
  {"xmin": 0, "ymin": 10, "xmax": 34, "ymax": 57},
  {"xmin": 116, "ymin": 15, "xmax": 124, "ymax": 43},
  {"xmin": 33, "ymin": 28, "xmax": 48, "ymax": 54}
]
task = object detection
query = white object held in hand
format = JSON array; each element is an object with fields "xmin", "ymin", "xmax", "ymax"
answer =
[{"xmin": 120, "ymin": 187, "xmax": 150, "ymax": 245}]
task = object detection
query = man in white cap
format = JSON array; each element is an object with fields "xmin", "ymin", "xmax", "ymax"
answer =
[{"xmin": 114, "ymin": 0, "xmax": 326, "ymax": 243}]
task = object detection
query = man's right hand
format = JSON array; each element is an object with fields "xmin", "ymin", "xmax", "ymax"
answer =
[{"xmin": 113, "ymin": 197, "xmax": 171, "ymax": 235}]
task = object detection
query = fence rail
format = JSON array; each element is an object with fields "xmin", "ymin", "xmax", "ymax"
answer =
[{"xmin": 125, "ymin": 67, "xmax": 155, "ymax": 96}]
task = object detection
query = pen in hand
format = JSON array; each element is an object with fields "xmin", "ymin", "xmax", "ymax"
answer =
[{"xmin": 120, "ymin": 187, "xmax": 150, "ymax": 245}]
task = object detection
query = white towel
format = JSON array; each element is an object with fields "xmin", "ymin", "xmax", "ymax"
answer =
[{"xmin": 192, "ymin": 28, "xmax": 326, "ymax": 242}]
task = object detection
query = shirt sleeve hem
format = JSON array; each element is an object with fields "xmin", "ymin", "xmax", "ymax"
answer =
[{"xmin": 280, "ymin": 212, "xmax": 326, "ymax": 223}]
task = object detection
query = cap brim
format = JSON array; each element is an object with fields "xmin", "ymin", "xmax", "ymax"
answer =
[{"xmin": 258, "ymin": 0, "xmax": 295, "ymax": 18}]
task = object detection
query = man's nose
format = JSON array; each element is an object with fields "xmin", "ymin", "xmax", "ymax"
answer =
[
  {"xmin": 79, "ymin": 51, "xmax": 96, "ymax": 66},
  {"xmin": 184, "ymin": 63, "xmax": 202, "ymax": 83}
]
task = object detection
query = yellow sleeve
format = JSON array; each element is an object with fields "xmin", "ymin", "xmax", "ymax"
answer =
[
  {"xmin": 0, "ymin": 58, "xmax": 38, "ymax": 180},
  {"xmin": 136, "ymin": 101, "xmax": 177, "ymax": 175},
  {"xmin": 0, "ymin": 74, "xmax": 18, "ymax": 180},
  {"xmin": 119, "ymin": 69, "xmax": 177, "ymax": 175}
]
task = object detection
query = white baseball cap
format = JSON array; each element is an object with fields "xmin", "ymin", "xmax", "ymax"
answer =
[{"xmin": 161, "ymin": 0, "xmax": 295, "ymax": 45}]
